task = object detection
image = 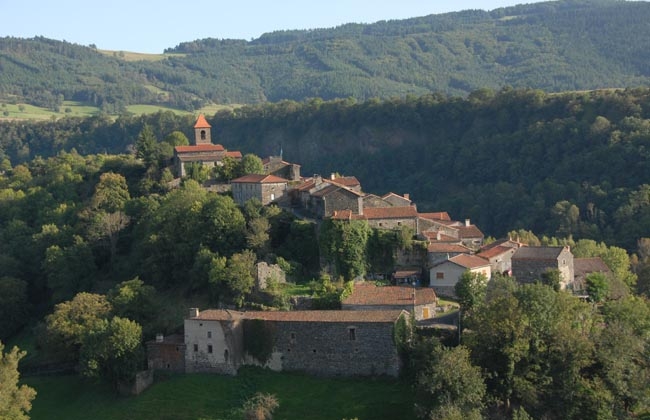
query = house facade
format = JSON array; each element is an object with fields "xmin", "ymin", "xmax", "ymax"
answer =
[
  {"xmin": 477, "ymin": 239, "xmax": 522, "ymax": 276},
  {"xmin": 430, "ymin": 254, "xmax": 491, "ymax": 297},
  {"xmin": 511, "ymin": 246, "xmax": 575, "ymax": 289},
  {"xmin": 230, "ymin": 174, "xmax": 289, "ymax": 206},
  {"xmin": 184, "ymin": 308, "xmax": 405, "ymax": 377}
]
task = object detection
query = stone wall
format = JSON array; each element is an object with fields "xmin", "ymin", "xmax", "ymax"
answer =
[
  {"xmin": 256, "ymin": 262, "xmax": 286, "ymax": 290},
  {"xmin": 184, "ymin": 319, "xmax": 242, "ymax": 375},
  {"xmin": 118, "ymin": 369, "xmax": 154, "ymax": 396},
  {"xmin": 146, "ymin": 336, "xmax": 185, "ymax": 372},
  {"xmin": 367, "ymin": 217, "xmax": 417, "ymax": 232},
  {"xmin": 322, "ymin": 191, "xmax": 362, "ymax": 218},
  {"xmin": 269, "ymin": 321, "xmax": 400, "ymax": 377}
]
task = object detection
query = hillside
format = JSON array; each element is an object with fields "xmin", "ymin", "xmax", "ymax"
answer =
[{"xmin": 2, "ymin": 0, "xmax": 650, "ymax": 111}]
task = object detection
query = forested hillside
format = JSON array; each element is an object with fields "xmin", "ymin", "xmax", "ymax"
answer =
[
  {"xmin": 2, "ymin": 0, "xmax": 650, "ymax": 111},
  {"xmin": 2, "ymin": 87, "xmax": 650, "ymax": 252}
]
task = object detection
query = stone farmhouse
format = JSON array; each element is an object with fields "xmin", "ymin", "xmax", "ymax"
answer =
[
  {"xmin": 342, "ymin": 282, "xmax": 437, "ymax": 321},
  {"xmin": 511, "ymin": 246, "xmax": 575, "ymax": 290},
  {"xmin": 230, "ymin": 174, "xmax": 289, "ymax": 206},
  {"xmin": 182, "ymin": 308, "xmax": 406, "ymax": 377},
  {"xmin": 173, "ymin": 114, "xmax": 242, "ymax": 177},
  {"xmin": 476, "ymin": 239, "xmax": 523, "ymax": 276}
]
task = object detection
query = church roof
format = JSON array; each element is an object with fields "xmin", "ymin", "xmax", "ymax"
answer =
[
  {"xmin": 194, "ymin": 114, "xmax": 211, "ymax": 129},
  {"xmin": 175, "ymin": 144, "xmax": 225, "ymax": 153}
]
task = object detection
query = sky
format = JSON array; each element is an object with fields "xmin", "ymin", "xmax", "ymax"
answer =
[{"xmin": 1, "ymin": 0, "xmax": 545, "ymax": 54}]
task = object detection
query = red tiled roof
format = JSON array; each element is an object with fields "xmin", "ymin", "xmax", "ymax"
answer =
[
  {"xmin": 422, "ymin": 231, "xmax": 459, "ymax": 242},
  {"xmin": 477, "ymin": 245, "xmax": 514, "ymax": 259},
  {"xmin": 231, "ymin": 174, "xmax": 289, "ymax": 184},
  {"xmin": 192, "ymin": 309, "xmax": 405, "ymax": 323},
  {"xmin": 226, "ymin": 151, "xmax": 242, "ymax": 158},
  {"xmin": 329, "ymin": 176, "xmax": 360, "ymax": 188},
  {"xmin": 331, "ymin": 210, "xmax": 364, "ymax": 220},
  {"xmin": 175, "ymin": 144, "xmax": 225, "ymax": 153},
  {"xmin": 310, "ymin": 184, "xmax": 343, "ymax": 198},
  {"xmin": 342, "ymin": 283, "xmax": 436, "ymax": 306},
  {"xmin": 427, "ymin": 243, "xmax": 471, "ymax": 253},
  {"xmin": 419, "ymin": 212, "xmax": 451, "ymax": 221},
  {"xmin": 362, "ymin": 206, "xmax": 418, "ymax": 219},
  {"xmin": 448, "ymin": 254, "xmax": 490, "ymax": 269},
  {"xmin": 458, "ymin": 225, "xmax": 484, "ymax": 239},
  {"xmin": 194, "ymin": 114, "xmax": 211, "ymax": 129}
]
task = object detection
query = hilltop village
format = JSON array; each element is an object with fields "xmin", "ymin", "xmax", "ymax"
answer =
[{"xmin": 143, "ymin": 115, "xmax": 614, "ymax": 381}]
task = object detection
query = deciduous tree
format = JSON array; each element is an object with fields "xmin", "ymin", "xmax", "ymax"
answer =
[{"xmin": 0, "ymin": 342, "xmax": 36, "ymax": 420}]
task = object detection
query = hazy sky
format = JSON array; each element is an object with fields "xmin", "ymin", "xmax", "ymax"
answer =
[{"xmin": 1, "ymin": 0, "xmax": 545, "ymax": 53}]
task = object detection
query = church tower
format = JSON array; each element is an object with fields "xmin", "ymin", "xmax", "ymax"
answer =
[{"xmin": 193, "ymin": 114, "xmax": 212, "ymax": 145}]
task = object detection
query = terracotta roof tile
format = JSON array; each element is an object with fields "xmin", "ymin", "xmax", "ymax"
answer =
[
  {"xmin": 175, "ymin": 144, "xmax": 225, "ymax": 153},
  {"xmin": 192, "ymin": 309, "xmax": 405, "ymax": 323},
  {"xmin": 427, "ymin": 243, "xmax": 471, "ymax": 253},
  {"xmin": 362, "ymin": 206, "xmax": 418, "ymax": 219},
  {"xmin": 477, "ymin": 245, "xmax": 515, "ymax": 259},
  {"xmin": 193, "ymin": 114, "xmax": 211, "ymax": 128},
  {"xmin": 458, "ymin": 225, "xmax": 484, "ymax": 238},
  {"xmin": 448, "ymin": 254, "xmax": 490, "ymax": 269},
  {"xmin": 329, "ymin": 176, "xmax": 360, "ymax": 188},
  {"xmin": 422, "ymin": 231, "xmax": 459, "ymax": 242},
  {"xmin": 342, "ymin": 283, "xmax": 436, "ymax": 306},
  {"xmin": 226, "ymin": 151, "xmax": 242, "ymax": 158},
  {"xmin": 231, "ymin": 174, "xmax": 289, "ymax": 184},
  {"xmin": 419, "ymin": 212, "xmax": 452, "ymax": 221}
]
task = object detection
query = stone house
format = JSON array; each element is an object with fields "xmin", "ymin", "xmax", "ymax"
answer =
[
  {"xmin": 262, "ymin": 156, "xmax": 301, "ymax": 181},
  {"xmin": 309, "ymin": 184, "xmax": 364, "ymax": 219},
  {"xmin": 476, "ymin": 239, "xmax": 522, "ymax": 276},
  {"xmin": 381, "ymin": 192, "xmax": 413, "ymax": 207},
  {"xmin": 430, "ymin": 254, "xmax": 491, "ymax": 297},
  {"xmin": 342, "ymin": 282, "xmax": 437, "ymax": 320},
  {"xmin": 230, "ymin": 174, "xmax": 289, "ymax": 206},
  {"xmin": 573, "ymin": 257, "xmax": 612, "ymax": 294},
  {"xmin": 427, "ymin": 242, "xmax": 473, "ymax": 267},
  {"xmin": 173, "ymin": 114, "xmax": 242, "ymax": 177},
  {"xmin": 184, "ymin": 308, "xmax": 406, "ymax": 377},
  {"xmin": 511, "ymin": 246, "xmax": 575, "ymax": 290},
  {"xmin": 146, "ymin": 334, "xmax": 186, "ymax": 372}
]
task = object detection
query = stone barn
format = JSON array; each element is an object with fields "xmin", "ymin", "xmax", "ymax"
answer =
[{"xmin": 184, "ymin": 308, "xmax": 407, "ymax": 377}]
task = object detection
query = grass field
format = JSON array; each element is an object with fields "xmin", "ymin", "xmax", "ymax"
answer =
[{"xmin": 24, "ymin": 368, "xmax": 416, "ymax": 420}]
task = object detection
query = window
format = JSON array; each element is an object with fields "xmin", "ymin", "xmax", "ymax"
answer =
[
  {"xmin": 207, "ymin": 331, "xmax": 212, "ymax": 339},
  {"xmin": 348, "ymin": 328, "xmax": 356, "ymax": 341},
  {"xmin": 436, "ymin": 272, "xmax": 444, "ymax": 279},
  {"xmin": 193, "ymin": 344, "xmax": 198, "ymax": 352},
  {"xmin": 208, "ymin": 345, "xmax": 213, "ymax": 354},
  {"xmin": 270, "ymin": 193, "xmax": 275, "ymax": 201},
  {"xmin": 224, "ymin": 349, "xmax": 229, "ymax": 362},
  {"xmin": 200, "ymin": 130, "xmax": 207, "ymax": 140}
]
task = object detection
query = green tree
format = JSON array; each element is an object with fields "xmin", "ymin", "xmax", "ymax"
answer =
[
  {"xmin": 80, "ymin": 316, "xmax": 143, "ymax": 388},
  {"xmin": 107, "ymin": 277, "xmax": 158, "ymax": 337},
  {"xmin": 414, "ymin": 344, "xmax": 485, "ymax": 420},
  {"xmin": 44, "ymin": 236, "xmax": 98, "ymax": 303},
  {"xmin": 135, "ymin": 123, "xmax": 158, "ymax": 167},
  {"xmin": 320, "ymin": 219, "xmax": 370, "ymax": 279},
  {"xmin": 237, "ymin": 153, "xmax": 264, "ymax": 177},
  {"xmin": 0, "ymin": 342, "xmax": 36, "ymax": 420},
  {"xmin": 455, "ymin": 270, "xmax": 488, "ymax": 312},
  {"xmin": 91, "ymin": 172, "xmax": 130, "ymax": 213},
  {"xmin": 586, "ymin": 272, "xmax": 609, "ymax": 303},
  {"xmin": 163, "ymin": 130, "xmax": 189, "ymax": 146},
  {"xmin": 44, "ymin": 292, "xmax": 112, "ymax": 361},
  {"xmin": 0, "ymin": 277, "xmax": 29, "ymax": 340},
  {"xmin": 225, "ymin": 250, "xmax": 257, "ymax": 307}
]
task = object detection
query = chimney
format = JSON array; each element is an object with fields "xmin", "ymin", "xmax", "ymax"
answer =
[
  {"xmin": 189, "ymin": 307, "xmax": 199, "ymax": 318},
  {"xmin": 465, "ymin": 219, "xmax": 471, "ymax": 227},
  {"xmin": 156, "ymin": 333, "xmax": 164, "ymax": 343},
  {"xmin": 330, "ymin": 173, "xmax": 336, "ymax": 180},
  {"xmin": 436, "ymin": 232, "xmax": 441, "ymax": 241},
  {"xmin": 404, "ymin": 193, "xmax": 410, "ymax": 200}
]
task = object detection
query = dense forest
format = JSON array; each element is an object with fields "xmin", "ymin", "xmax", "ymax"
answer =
[{"xmin": 2, "ymin": 0, "xmax": 650, "ymax": 110}]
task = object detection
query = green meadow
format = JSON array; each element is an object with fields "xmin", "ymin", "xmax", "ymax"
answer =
[{"xmin": 24, "ymin": 368, "xmax": 416, "ymax": 420}]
